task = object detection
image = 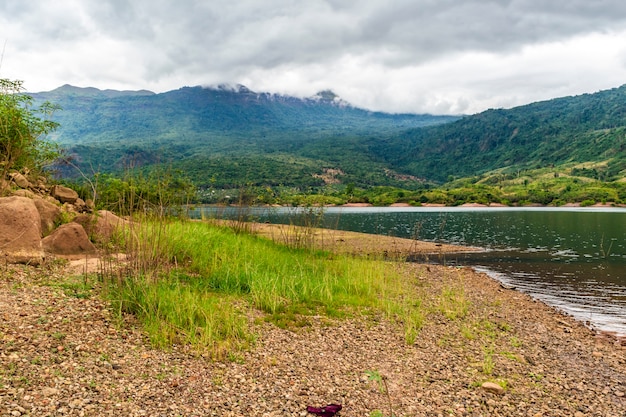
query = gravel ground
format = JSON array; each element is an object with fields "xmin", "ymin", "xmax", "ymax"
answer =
[{"xmin": 1, "ymin": 250, "xmax": 625, "ymax": 416}]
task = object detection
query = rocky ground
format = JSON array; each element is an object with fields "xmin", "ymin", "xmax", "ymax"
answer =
[{"xmin": 1, "ymin": 230, "xmax": 625, "ymax": 416}]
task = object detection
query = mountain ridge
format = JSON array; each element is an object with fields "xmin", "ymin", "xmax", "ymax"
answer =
[
  {"xmin": 31, "ymin": 83, "xmax": 626, "ymax": 193},
  {"xmin": 32, "ymin": 84, "xmax": 457, "ymax": 189}
]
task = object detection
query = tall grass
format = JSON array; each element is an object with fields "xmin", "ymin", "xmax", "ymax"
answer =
[
  {"xmin": 275, "ymin": 206, "xmax": 329, "ymax": 249},
  {"xmin": 104, "ymin": 218, "xmax": 424, "ymax": 356}
]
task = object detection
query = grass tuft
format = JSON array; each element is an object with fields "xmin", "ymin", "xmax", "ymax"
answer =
[
  {"xmin": 437, "ymin": 285, "xmax": 470, "ymax": 320},
  {"xmin": 104, "ymin": 218, "xmax": 424, "ymax": 357}
]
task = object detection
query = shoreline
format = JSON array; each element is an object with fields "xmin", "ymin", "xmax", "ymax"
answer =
[
  {"xmin": 247, "ymin": 221, "xmax": 482, "ymax": 256},
  {"xmin": 209, "ymin": 202, "xmax": 626, "ymax": 209},
  {"xmin": 1, "ymin": 225, "xmax": 625, "ymax": 415},
  {"xmin": 336, "ymin": 202, "xmax": 626, "ymax": 209},
  {"xmin": 472, "ymin": 266, "xmax": 626, "ymax": 344},
  {"xmin": 248, "ymin": 221, "xmax": 626, "ymax": 342}
]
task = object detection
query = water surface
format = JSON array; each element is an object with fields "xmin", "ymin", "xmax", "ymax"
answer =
[{"xmin": 192, "ymin": 206, "xmax": 626, "ymax": 336}]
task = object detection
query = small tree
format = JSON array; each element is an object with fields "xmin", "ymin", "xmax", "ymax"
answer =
[{"xmin": 0, "ymin": 78, "xmax": 60, "ymax": 187}]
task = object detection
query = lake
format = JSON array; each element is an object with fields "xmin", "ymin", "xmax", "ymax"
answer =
[{"xmin": 191, "ymin": 206, "xmax": 626, "ymax": 337}]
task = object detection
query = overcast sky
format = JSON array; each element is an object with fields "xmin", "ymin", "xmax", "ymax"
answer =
[{"xmin": 2, "ymin": 0, "xmax": 626, "ymax": 115}]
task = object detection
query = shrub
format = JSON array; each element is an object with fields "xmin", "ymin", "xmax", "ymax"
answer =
[
  {"xmin": 580, "ymin": 199, "xmax": 595, "ymax": 207},
  {"xmin": 0, "ymin": 79, "xmax": 59, "ymax": 184}
]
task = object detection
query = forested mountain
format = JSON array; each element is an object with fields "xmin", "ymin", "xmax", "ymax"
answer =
[
  {"xmin": 374, "ymin": 85, "xmax": 626, "ymax": 182},
  {"xmin": 32, "ymin": 83, "xmax": 626, "ymax": 194},
  {"xmin": 32, "ymin": 84, "xmax": 457, "ymax": 188}
]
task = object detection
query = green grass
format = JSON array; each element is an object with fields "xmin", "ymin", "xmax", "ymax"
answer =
[
  {"xmin": 105, "ymin": 218, "xmax": 423, "ymax": 356},
  {"xmin": 436, "ymin": 285, "xmax": 470, "ymax": 320}
]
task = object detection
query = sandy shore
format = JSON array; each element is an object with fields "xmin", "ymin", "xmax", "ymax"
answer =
[
  {"xmin": 1, "ymin": 227, "xmax": 625, "ymax": 416},
  {"xmin": 248, "ymin": 221, "xmax": 481, "ymax": 257}
]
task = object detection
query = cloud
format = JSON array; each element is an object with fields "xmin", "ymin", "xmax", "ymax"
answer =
[{"xmin": 2, "ymin": 0, "xmax": 626, "ymax": 114}]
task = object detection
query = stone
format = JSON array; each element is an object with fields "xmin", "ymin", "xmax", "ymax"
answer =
[
  {"xmin": 44, "ymin": 195, "xmax": 59, "ymax": 205},
  {"xmin": 51, "ymin": 184, "xmax": 79, "ymax": 204},
  {"xmin": 481, "ymin": 382, "xmax": 505, "ymax": 395},
  {"xmin": 9, "ymin": 171, "xmax": 32, "ymax": 189},
  {"xmin": 35, "ymin": 176, "xmax": 49, "ymax": 191},
  {"xmin": 0, "ymin": 178, "xmax": 9, "ymax": 192},
  {"xmin": 74, "ymin": 210, "xmax": 127, "ymax": 244},
  {"xmin": 33, "ymin": 197, "xmax": 62, "ymax": 236},
  {"xmin": 42, "ymin": 223, "xmax": 97, "ymax": 257},
  {"xmin": 12, "ymin": 189, "xmax": 36, "ymax": 198},
  {"xmin": 74, "ymin": 197, "xmax": 87, "ymax": 212},
  {"xmin": 41, "ymin": 387, "xmax": 59, "ymax": 397},
  {"xmin": 0, "ymin": 196, "xmax": 44, "ymax": 265}
]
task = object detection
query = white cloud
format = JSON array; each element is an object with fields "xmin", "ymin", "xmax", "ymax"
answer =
[{"xmin": 2, "ymin": 0, "xmax": 626, "ymax": 114}]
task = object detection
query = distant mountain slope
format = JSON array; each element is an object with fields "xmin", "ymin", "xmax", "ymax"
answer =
[
  {"xmin": 32, "ymin": 83, "xmax": 626, "ymax": 190},
  {"xmin": 373, "ymin": 85, "xmax": 626, "ymax": 182},
  {"xmin": 32, "ymin": 84, "xmax": 455, "ymax": 144},
  {"xmin": 31, "ymin": 84, "xmax": 458, "ymax": 188}
]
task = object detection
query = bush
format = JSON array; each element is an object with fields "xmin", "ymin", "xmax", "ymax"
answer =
[
  {"xmin": 0, "ymin": 79, "xmax": 59, "ymax": 183},
  {"xmin": 580, "ymin": 199, "xmax": 596, "ymax": 207}
]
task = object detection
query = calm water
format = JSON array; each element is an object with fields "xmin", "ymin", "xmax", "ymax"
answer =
[{"xmin": 192, "ymin": 206, "xmax": 626, "ymax": 336}]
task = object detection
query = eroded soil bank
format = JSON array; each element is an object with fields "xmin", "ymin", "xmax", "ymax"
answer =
[{"xmin": 1, "ymin": 227, "xmax": 625, "ymax": 416}]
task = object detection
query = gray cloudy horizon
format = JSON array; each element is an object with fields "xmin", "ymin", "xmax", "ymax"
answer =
[{"xmin": 2, "ymin": 0, "xmax": 626, "ymax": 115}]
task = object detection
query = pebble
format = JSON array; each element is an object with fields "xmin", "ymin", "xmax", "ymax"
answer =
[
  {"xmin": 1, "ymin": 259, "xmax": 625, "ymax": 417},
  {"xmin": 481, "ymin": 382, "xmax": 504, "ymax": 395},
  {"xmin": 41, "ymin": 387, "xmax": 59, "ymax": 397}
]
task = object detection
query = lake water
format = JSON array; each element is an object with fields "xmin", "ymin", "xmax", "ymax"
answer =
[{"xmin": 191, "ymin": 206, "xmax": 626, "ymax": 337}]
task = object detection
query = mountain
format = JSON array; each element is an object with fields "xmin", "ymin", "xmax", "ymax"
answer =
[
  {"xmin": 31, "ymin": 83, "xmax": 626, "ymax": 194},
  {"xmin": 372, "ymin": 85, "xmax": 626, "ymax": 182},
  {"xmin": 31, "ymin": 84, "xmax": 458, "ymax": 188},
  {"xmin": 38, "ymin": 84, "xmax": 156, "ymax": 99}
]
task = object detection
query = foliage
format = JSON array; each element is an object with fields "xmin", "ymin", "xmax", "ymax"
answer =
[
  {"xmin": 104, "ymin": 218, "xmax": 425, "ymax": 355},
  {"xmin": 437, "ymin": 286, "xmax": 470, "ymax": 320},
  {"xmin": 35, "ymin": 84, "xmax": 454, "ymax": 190},
  {"xmin": 66, "ymin": 166, "xmax": 196, "ymax": 216},
  {"xmin": 365, "ymin": 370, "xmax": 394, "ymax": 417},
  {"xmin": 0, "ymin": 79, "xmax": 59, "ymax": 183},
  {"xmin": 284, "ymin": 167, "xmax": 626, "ymax": 206},
  {"xmin": 32, "ymin": 82, "xmax": 626, "ymax": 204},
  {"xmin": 378, "ymin": 86, "xmax": 626, "ymax": 182}
]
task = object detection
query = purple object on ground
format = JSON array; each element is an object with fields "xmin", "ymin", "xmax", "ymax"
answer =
[{"xmin": 306, "ymin": 403, "xmax": 342, "ymax": 416}]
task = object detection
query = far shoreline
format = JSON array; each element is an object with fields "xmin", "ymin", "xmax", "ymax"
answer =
[
  {"xmin": 339, "ymin": 202, "xmax": 626, "ymax": 208},
  {"xmin": 204, "ymin": 201, "xmax": 626, "ymax": 209}
]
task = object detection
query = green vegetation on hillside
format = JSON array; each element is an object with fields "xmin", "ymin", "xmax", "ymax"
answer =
[
  {"xmin": 35, "ymin": 84, "xmax": 456, "ymax": 190},
  {"xmin": 376, "ymin": 86, "xmax": 626, "ymax": 183},
  {"xmin": 269, "ymin": 166, "xmax": 626, "ymax": 207},
  {"xmin": 34, "ymin": 82, "xmax": 626, "ymax": 206}
]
